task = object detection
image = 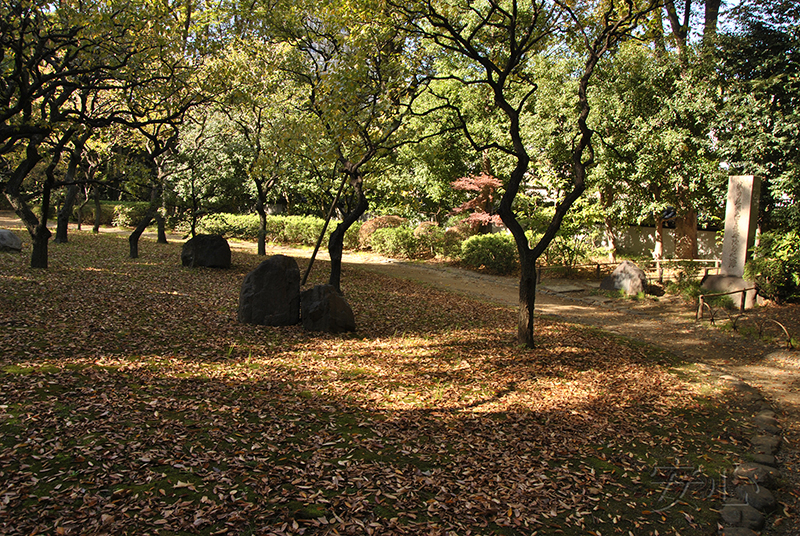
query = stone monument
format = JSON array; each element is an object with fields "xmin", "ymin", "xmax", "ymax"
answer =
[
  {"xmin": 720, "ymin": 175, "xmax": 760, "ymax": 278},
  {"xmin": 701, "ymin": 175, "xmax": 760, "ymax": 309}
]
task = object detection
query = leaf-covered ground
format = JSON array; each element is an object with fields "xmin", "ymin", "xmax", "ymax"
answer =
[{"xmin": 0, "ymin": 233, "xmax": 755, "ymax": 535}]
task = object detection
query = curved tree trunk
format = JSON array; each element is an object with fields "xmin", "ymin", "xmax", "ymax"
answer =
[
  {"xmin": 53, "ymin": 134, "xmax": 87, "ymax": 243},
  {"xmin": 129, "ymin": 213, "xmax": 155, "ymax": 259},
  {"xmin": 328, "ymin": 175, "xmax": 368, "ymax": 293}
]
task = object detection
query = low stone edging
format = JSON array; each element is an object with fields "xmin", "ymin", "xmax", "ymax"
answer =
[{"xmin": 719, "ymin": 376, "xmax": 784, "ymax": 536}]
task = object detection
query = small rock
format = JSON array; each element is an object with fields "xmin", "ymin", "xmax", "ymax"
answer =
[
  {"xmin": 599, "ymin": 260, "xmax": 648, "ymax": 296},
  {"xmin": 720, "ymin": 527, "xmax": 760, "ymax": 536},
  {"xmin": 756, "ymin": 410, "xmax": 776, "ymax": 420},
  {"xmin": 750, "ymin": 454, "xmax": 778, "ymax": 467},
  {"xmin": 0, "ymin": 229, "xmax": 22, "ymax": 252},
  {"xmin": 750, "ymin": 435, "xmax": 781, "ymax": 455},
  {"xmin": 734, "ymin": 462, "xmax": 780, "ymax": 487},
  {"xmin": 736, "ymin": 484, "xmax": 777, "ymax": 512},
  {"xmin": 720, "ymin": 503, "xmax": 765, "ymax": 530},
  {"xmin": 181, "ymin": 234, "xmax": 231, "ymax": 268},
  {"xmin": 754, "ymin": 414, "xmax": 781, "ymax": 434},
  {"xmin": 238, "ymin": 255, "xmax": 301, "ymax": 326}
]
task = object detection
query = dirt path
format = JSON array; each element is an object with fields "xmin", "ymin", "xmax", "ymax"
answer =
[{"xmin": 3, "ymin": 212, "xmax": 798, "ymax": 532}]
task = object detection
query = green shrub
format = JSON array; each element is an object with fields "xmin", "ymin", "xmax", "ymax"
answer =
[
  {"xmin": 112, "ymin": 202, "xmax": 152, "ymax": 227},
  {"xmin": 280, "ymin": 216, "xmax": 326, "ymax": 246},
  {"xmin": 358, "ymin": 215, "xmax": 407, "ymax": 249},
  {"xmin": 200, "ymin": 213, "xmax": 262, "ymax": 240},
  {"xmin": 413, "ymin": 222, "xmax": 445, "ymax": 258},
  {"xmin": 73, "ymin": 202, "xmax": 116, "ymax": 226},
  {"xmin": 343, "ymin": 221, "xmax": 362, "ymax": 251},
  {"xmin": 460, "ymin": 233, "xmax": 518, "ymax": 274},
  {"xmin": 370, "ymin": 227, "xmax": 421, "ymax": 259},
  {"xmin": 745, "ymin": 230, "xmax": 800, "ymax": 303}
]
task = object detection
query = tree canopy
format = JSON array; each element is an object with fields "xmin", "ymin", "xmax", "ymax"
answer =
[{"xmin": 2, "ymin": 0, "xmax": 796, "ymax": 340}]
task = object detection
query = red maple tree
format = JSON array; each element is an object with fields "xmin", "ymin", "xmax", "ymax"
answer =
[{"xmin": 451, "ymin": 173, "xmax": 504, "ymax": 230}]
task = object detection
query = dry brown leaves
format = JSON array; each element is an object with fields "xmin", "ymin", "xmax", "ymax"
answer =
[{"xmin": 0, "ymin": 233, "xmax": 751, "ymax": 535}]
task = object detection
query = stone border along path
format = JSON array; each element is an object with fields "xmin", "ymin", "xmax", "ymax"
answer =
[{"xmin": 1, "ymin": 213, "xmax": 797, "ymax": 534}]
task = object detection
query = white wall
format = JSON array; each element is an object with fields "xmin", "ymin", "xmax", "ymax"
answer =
[{"xmin": 616, "ymin": 226, "xmax": 722, "ymax": 259}]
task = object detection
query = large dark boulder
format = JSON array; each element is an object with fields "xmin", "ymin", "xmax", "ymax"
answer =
[
  {"xmin": 181, "ymin": 234, "xmax": 231, "ymax": 268},
  {"xmin": 600, "ymin": 260, "xmax": 648, "ymax": 296},
  {"xmin": 238, "ymin": 255, "xmax": 300, "ymax": 326},
  {"xmin": 301, "ymin": 284, "xmax": 356, "ymax": 334},
  {"xmin": 0, "ymin": 229, "xmax": 22, "ymax": 252},
  {"xmin": 701, "ymin": 274, "xmax": 758, "ymax": 309}
]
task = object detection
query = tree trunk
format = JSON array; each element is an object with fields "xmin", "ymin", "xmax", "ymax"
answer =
[
  {"xmin": 53, "ymin": 133, "xmax": 87, "ymax": 243},
  {"xmin": 76, "ymin": 186, "xmax": 88, "ymax": 231},
  {"xmin": 256, "ymin": 202, "xmax": 267, "ymax": 256},
  {"xmin": 517, "ymin": 252, "xmax": 537, "ymax": 346},
  {"xmin": 703, "ymin": 0, "xmax": 722, "ymax": 41},
  {"xmin": 675, "ymin": 208, "xmax": 698, "ymax": 259},
  {"xmin": 92, "ymin": 185, "xmax": 102, "ymax": 233},
  {"xmin": 599, "ymin": 187, "xmax": 617, "ymax": 263},
  {"xmin": 55, "ymin": 184, "xmax": 80, "ymax": 243},
  {"xmin": 156, "ymin": 213, "xmax": 167, "ymax": 244},
  {"xmin": 653, "ymin": 216, "xmax": 665, "ymax": 260},
  {"xmin": 129, "ymin": 213, "xmax": 155, "ymax": 259},
  {"xmin": 31, "ymin": 225, "xmax": 51, "ymax": 269},
  {"xmin": 31, "ymin": 171, "xmax": 56, "ymax": 269},
  {"xmin": 604, "ymin": 217, "xmax": 618, "ymax": 263},
  {"xmin": 328, "ymin": 175, "xmax": 368, "ymax": 293}
]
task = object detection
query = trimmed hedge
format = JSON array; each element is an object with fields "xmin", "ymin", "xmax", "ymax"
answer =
[
  {"xmin": 198, "ymin": 213, "xmax": 361, "ymax": 250},
  {"xmin": 73, "ymin": 203, "xmax": 116, "ymax": 226},
  {"xmin": 460, "ymin": 232, "xmax": 518, "ymax": 274},
  {"xmin": 370, "ymin": 227, "xmax": 421, "ymax": 259}
]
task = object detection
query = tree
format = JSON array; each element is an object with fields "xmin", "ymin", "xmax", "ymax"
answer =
[
  {"xmin": 590, "ymin": 41, "xmax": 724, "ymax": 261},
  {"xmin": 658, "ymin": 0, "xmax": 725, "ymax": 258},
  {"xmin": 0, "ymin": 0, "xmax": 201, "ymax": 267},
  {"xmin": 209, "ymin": 40, "xmax": 304, "ymax": 255},
  {"xmin": 717, "ymin": 0, "xmax": 800, "ymax": 231},
  {"xmin": 277, "ymin": 0, "xmax": 433, "ymax": 291},
  {"xmin": 392, "ymin": 0, "xmax": 658, "ymax": 347},
  {"xmin": 450, "ymin": 173, "xmax": 503, "ymax": 233},
  {"xmin": 53, "ymin": 128, "xmax": 92, "ymax": 243}
]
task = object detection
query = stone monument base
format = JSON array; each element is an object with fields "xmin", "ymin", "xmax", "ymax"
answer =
[{"xmin": 700, "ymin": 274, "xmax": 760, "ymax": 310}]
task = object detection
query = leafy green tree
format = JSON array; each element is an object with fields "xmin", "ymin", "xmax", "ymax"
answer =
[
  {"xmin": 656, "ymin": 0, "xmax": 725, "ymax": 258},
  {"xmin": 0, "ymin": 0, "xmax": 202, "ymax": 267},
  {"xmin": 207, "ymin": 40, "xmax": 307, "ymax": 255},
  {"xmin": 590, "ymin": 42, "xmax": 724, "ymax": 261},
  {"xmin": 392, "ymin": 0, "xmax": 659, "ymax": 347},
  {"xmin": 717, "ymin": 0, "xmax": 800, "ymax": 231},
  {"xmin": 275, "ymin": 0, "xmax": 434, "ymax": 291}
]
